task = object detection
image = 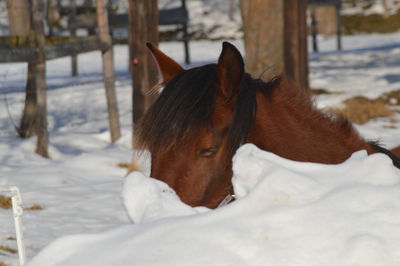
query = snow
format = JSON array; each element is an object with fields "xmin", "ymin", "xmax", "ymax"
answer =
[
  {"xmin": 26, "ymin": 145, "xmax": 400, "ymax": 266},
  {"xmin": 0, "ymin": 32, "xmax": 399, "ymax": 266},
  {"xmin": 122, "ymin": 171, "xmax": 202, "ymax": 223},
  {"xmin": 341, "ymin": 0, "xmax": 400, "ymax": 16},
  {"xmin": 310, "ymin": 33, "xmax": 400, "ymax": 108}
]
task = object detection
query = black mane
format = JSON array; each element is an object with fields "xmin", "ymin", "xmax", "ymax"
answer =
[{"xmin": 137, "ymin": 63, "xmax": 273, "ymax": 155}]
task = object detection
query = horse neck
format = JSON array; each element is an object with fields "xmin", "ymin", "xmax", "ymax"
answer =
[{"xmin": 247, "ymin": 87, "xmax": 375, "ymax": 164}]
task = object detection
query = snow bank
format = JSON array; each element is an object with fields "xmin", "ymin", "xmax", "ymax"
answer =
[
  {"xmin": 26, "ymin": 144, "xmax": 400, "ymax": 266},
  {"xmin": 122, "ymin": 171, "xmax": 201, "ymax": 223}
]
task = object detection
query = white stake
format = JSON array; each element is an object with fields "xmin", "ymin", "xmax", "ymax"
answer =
[{"xmin": 10, "ymin": 186, "xmax": 26, "ymax": 266}]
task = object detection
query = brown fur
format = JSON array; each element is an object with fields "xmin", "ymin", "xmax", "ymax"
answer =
[
  {"xmin": 249, "ymin": 78, "xmax": 375, "ymax": 164},
  {"xmin": 392, "ymin": 146, "xmax": 400, "ymax": 157}
]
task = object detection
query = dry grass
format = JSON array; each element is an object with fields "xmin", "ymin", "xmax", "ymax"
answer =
[
  {"xmin": 24, "ymin": 204, "xmax": 44, "ymax": 211},
  {"xmin": 0, "ymin": 245, "xmax": 17, "ymax": 254},
  {"xmin": 117, "ymin": 162, "xmax": 130, "ymax": 169},
  {"xmin": 118, "ymin": 160, "xmax": 141, "ymax": 175},
  {"xmin": 342, "ymin": 11, "xmax": 400, "ymax": 34},
  {"xmin": 328, "ymin": 96, "xmax": 395, "ymax": 125},
  {"xmin": 380, "ymin": 89, "xmax": 400, "ymax": 105},
  {"xmin": 0, "ymin": 195, "xmax": 43, "ymax": 210},
  {"xmin": 0, "ymin": 195, "xmax": 12, "ymax": 209},
  {"xmin": 309, "ymin": 88, "xmax": 343, "ymax": 96}
]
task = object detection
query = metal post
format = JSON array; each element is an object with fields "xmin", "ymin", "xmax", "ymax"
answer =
[
  {"xmin": 336, "ymin": 2, "xmax": 342, "ymax": 51},
  {"xmin": 10, "ymin": 186, "xmax": 26, "ymax": 266}
]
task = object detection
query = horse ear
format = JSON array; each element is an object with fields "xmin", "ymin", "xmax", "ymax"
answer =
[
  {"xmin": 217, "ymin": 42, "xmax": 245, "ymax": 99},
  {"xmin": 146, "ymin": 43, "xmax": 184, "ymax": 85}
]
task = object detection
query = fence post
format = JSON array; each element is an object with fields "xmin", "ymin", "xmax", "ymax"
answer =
[
  {"xmin": 128, "ymin": 0, "xmax": 159, "ymax": 147},
  {"xmin": 70, "ymin": 0, "xmax": 78, "ymax": 76},
  {"xmin": 96, "ymin": 0, "xmax": 121, "ymax": 143},
  {"xmin": 283, "ymin": 0, "xmax": 309, "ymax": 90},
  {"xmin": 336, "ymin": 2, "xmax": 342, "ymax": 51},
  {"xmin": 10, "ymin": 186, "xmax": 26, "ymax": 266}
]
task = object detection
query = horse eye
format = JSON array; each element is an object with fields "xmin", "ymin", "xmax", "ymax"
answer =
[{"xmin": 198, "ymin": 148, "xmax": 217, "ymax": 157}]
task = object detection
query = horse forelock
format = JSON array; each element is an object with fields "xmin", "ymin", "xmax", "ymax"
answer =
[
  {"xmin": 137, "ymin": 64, "xmax": 218, "ymax": 151},
  {"xmin": 137, "ymin": 64, "xmax": 262, "ymax": 154}
]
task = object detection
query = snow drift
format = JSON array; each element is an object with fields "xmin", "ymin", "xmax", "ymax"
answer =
[{"xmin": 26, "ymin": 144, "xmax": 400, "ymax": 266}]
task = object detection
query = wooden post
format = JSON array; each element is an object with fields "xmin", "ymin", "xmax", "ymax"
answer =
[
  {"xmin": 240, "ymin": 0, "xmax": 284, "ymax": 80},
  {"xmin": 128, "ymin": 0, "xmax": 159, "ymax": 146},
  {"xmin": 96, "ymin": 0, "xmax": 121, "ymax": 143},
  {"xmin": 19, "ymin": 63, "xmax": 38, "ymax": 138},
  {"xmin": 335, "ymin": 3, "xmax": 342, "ymax": 51},
  {"xmin": 6, "ymin": 0, "xmax": 36, "ymax": 138},
  {"xmin": 5, "ymin": 0, "xmax": 31, "ymax": 35},
  {"xmin": 310, "ymin": 5, "xmax": 318, "ymax": 52},
  {"xmin": 283, "ymin": 0, "xmax": 308, "ymax": 90},
  {"xmin": 181, "ymin": 0, "xmax": 190, "ymax": 64},
  {"xmin": 240, "ymin": 0, "xmax": 308, "ymax": 89},
  {"xmin": 47, "ymin": 0, "xmax": 61, "ymax": 36},
  {"xmin": 382, "ymin": 0, "xmax": 389, "ymax": 18},
  {"xmin": 70, "ymin": 0, "xmax": 78, "ymax": 76},
  {"xmin": 32, "ymin": 0, "xmax": 49, "ymax": 157}
]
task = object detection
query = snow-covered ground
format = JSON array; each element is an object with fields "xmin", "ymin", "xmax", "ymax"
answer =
[
  {"xmin": 0, "ymin": 32, "xmax": 399, "ymax": 266},
  {"xmin": 26, "ymin": 145, "xmax": 400, "ymax": 266}
]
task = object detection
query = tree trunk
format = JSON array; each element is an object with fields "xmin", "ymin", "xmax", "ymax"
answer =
[
  {"xmin": 32, "ymin": 0, "xmax": 49, "ymax": 158},
  {"xmin": 128, "ymin": 0, "xmax": 159, "ymax": 147},
  {"xmin": 18, "ymin": 63, "xmax": 37, "ymax": 138},
  {"xmin": 283, "ymin": 0, "xmax": 308, "ymax": 90},
  {"xmin": 240, "ymin": 0, "xmax": 284, "ymax": 80},
  {"xmin": 240, "ymin": 0, "xmax": 308, "ymax": 90},
  {"xmin": 5, "ymin": 0, "xmax": 31, "ymax": 36},
  {"xmin": 6, "ymin": 0, "xmax": 38, "ymax": 138},
  {"xmin": 96, "ymin": 0, "xmax": 121, "ymax": 143}
]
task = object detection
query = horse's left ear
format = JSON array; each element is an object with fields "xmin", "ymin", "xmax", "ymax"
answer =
[
  {"xmin": 217, "ymin": 42, "xmax": 245, "ymax": 99},
  {"xmin": 146, "ymin": 43, "xmax": 185, "ymax": 85}
]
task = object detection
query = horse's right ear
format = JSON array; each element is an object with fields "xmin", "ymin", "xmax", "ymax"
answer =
[{"xmin": 146, "ymin": 43, "xmax": 184, "ymax": 85}]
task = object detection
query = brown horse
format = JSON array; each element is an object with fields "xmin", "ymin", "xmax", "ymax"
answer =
[{"xmin": 137, "ymin": 42, "xmax": 400, "ymax": 208}]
